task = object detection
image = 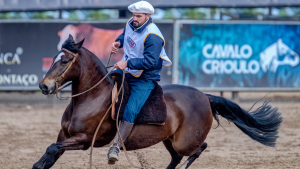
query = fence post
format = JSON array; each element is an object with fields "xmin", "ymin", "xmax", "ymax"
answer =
[
  {"xmin": 172, "ymin": 19, "xmax": 180, "ymax": 84},
  {"xmin": 232, "ymin": 91, "xmax": 238, "ymax": 100},
  {"xmin": 220, "ymin": 91, "xmax": 224, "ymax": 97}
]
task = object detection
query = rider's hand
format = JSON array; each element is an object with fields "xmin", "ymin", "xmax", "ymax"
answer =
[
  {"xmin": 114, "ymin": 61, "xmax": 127, "ymax": 70},
  {"xmin": 111, "ymin": 42, "xmax": 120, "ymax": 54}
]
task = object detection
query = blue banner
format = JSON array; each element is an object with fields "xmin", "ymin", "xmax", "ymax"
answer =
[{"xmin": 179, "ymin": 23, "xmax": 300, "ymax": 88}]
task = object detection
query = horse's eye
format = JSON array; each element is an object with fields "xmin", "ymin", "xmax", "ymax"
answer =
[{"xmin": 62, "ymin": 60, "xmax": 68, "ymax": 64}]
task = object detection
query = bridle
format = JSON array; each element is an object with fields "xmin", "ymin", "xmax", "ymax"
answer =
[
  {"xmin": 52, "ymin": 49, "xmax": 143, "ymax": 169},
  {"xmin": 57, "ymin": 48, "xmax": 78, "ymax": 81},
  {"xmin": 54, "ymin": 48, "xmax": 78, "ymax": 99},
  {"xmin": 54, "ymin": 48, "xmax": 115, "ymax": 100}
]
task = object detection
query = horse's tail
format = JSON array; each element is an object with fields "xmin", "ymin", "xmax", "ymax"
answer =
[{"xmin": 205, "ymin": 94, "xmax": 282, "ymax": 147}]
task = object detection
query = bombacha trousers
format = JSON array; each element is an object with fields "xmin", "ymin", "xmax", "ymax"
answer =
[{"xmin": 123, "ymin": 77, "xmax": 157, "ymax": 123}]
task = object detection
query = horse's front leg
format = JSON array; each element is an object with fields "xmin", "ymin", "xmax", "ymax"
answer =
[{"xmin": 32, "ymin": 133, "xmax": 88, "ymax": 169}]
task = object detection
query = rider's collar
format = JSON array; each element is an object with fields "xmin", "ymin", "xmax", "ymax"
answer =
[{"xmin": 129, "ymin": 17, "xmax": 153, "ymax": 33}]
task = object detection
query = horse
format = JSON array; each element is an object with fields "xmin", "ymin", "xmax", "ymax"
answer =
[{"xmin": 34, "ymin": 35, "xmax": 282, "ymax": 169}]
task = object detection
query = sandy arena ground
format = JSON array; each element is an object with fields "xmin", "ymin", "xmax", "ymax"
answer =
[{"xmin": 0, "ymin": 92, "xmax": 300, "ymax": 169}]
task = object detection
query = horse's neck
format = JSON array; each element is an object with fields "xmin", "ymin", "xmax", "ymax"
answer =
[
  {"xmin": 71, "ymin": 49, "xmax": 114, "ymax": 100},
  {"xmin": 68, "ymin": 50, "xmax": 115, "ymax": 130}
]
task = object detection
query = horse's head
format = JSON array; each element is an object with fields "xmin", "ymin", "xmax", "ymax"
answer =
[{"xmin": 39, "ymin": 34, "xmax": 84, "ymax": 95}]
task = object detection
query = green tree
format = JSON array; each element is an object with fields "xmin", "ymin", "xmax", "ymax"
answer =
[
  {"xmin": 0, "ymin": 13, "xmax": 11, "ymax": 19},
  {"xmin": 68, "ymin": 11, "xmax": 80, "ymax": 20},
  {"xmin": 163, "ymin": 9, "xmax": 175, "ymax": 19},
  {"xmin": 278, "ymin": 8, "xmax": 289, "ymax": 17},
  {"xmin": 85, "ymin": 10, "xmax": 110, "ymax": 20},
  {"xmin": 0, "ymin": 12, "xmax": 22, "ymax": 19},
  {"xmin": 238, "ymin": 8, "xmax": 263, "ymax": 15},
  {"xmin": 31, "ymin": 12, "xmax": 53, "ymax": 19},
  {"xmin": 183, "ymin": 9, "xmax": 206, "ymax": 19}
]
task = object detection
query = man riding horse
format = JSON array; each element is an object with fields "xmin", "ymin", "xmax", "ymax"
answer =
[
  {"xmin": 34, "ymin": 0, "xmax": 282, "ymax": 168},
  {"xmin": 107, "ymin": 0, "xmax": 172, "ymax": 164}
]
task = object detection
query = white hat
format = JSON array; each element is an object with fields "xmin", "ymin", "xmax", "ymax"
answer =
[{"xmin": 128, "ymin": 1, "xmax": 154, "ymax": 14}]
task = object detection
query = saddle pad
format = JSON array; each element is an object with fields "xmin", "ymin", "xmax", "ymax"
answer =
[{"xmin": 111, "ymin": 71, "xmax": 167, "ymax": 125}]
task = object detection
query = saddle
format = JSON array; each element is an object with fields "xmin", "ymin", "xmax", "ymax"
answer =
[{"xmin": 110, "ymin": 71, "xmax": 167, "ymax": 125}]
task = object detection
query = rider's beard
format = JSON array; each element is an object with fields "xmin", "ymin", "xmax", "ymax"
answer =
[{"xmin": 133, "ymin": 21, "xmax": 139, "ymax": 28}]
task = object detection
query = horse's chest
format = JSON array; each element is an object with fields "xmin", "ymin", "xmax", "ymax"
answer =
[{"xmin": 62, "ymin": 109, "xmax": 104, "ymax": 137}]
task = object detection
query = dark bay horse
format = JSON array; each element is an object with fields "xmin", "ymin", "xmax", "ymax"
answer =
[{"xmin": 34, "ymin": 35, "xmax": 282, "ymax": 169}]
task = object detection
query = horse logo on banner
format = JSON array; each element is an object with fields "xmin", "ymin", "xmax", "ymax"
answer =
[{"xmin": 260, "ymin": 38, "xmax": 299, "ymax": 73}]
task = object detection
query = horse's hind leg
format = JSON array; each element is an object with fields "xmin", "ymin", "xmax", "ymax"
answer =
[
  {"xmin": 163, "ymin": 139, "xmax": 183, "ymax": 169},
  {"xmin": 177, "ymin": 142, "xmax": 207, "ymax": 169},
  {"xmin": 33, "ymin": 129, "xmax": 66, "ymax": 169}
]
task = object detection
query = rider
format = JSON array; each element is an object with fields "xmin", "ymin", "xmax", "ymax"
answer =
[{"xmin": 107, "ymin": 0, "xmax": 172, "ymax": 164}]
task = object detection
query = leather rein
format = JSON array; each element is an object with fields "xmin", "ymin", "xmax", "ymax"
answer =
[{"xmin": 54, "ymin": 49, "xmax": 143, "ymax": 169}]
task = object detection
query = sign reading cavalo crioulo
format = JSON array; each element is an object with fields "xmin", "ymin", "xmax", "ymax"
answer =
[{"xmin": 179, "ymin": 23, "xmax": 300, "ymax": 88}]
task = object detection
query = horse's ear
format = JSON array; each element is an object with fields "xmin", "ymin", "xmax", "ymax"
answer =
[
  {"xmin": 68, "ymin": 34, "xmax": 74, "ymax": 41},
  {"xmin": 75, "ymin": 38, "xmax": 85, "ymax": 49}
]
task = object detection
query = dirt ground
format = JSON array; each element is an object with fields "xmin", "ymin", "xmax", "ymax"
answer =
[{"xmin": 0, "ymin": 92, "xmax": 300, "ymax": 169}]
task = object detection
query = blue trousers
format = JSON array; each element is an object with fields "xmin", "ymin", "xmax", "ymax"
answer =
[{"xmin": 123, "ymin": 78, "xmax": 157, "ymax": 123}]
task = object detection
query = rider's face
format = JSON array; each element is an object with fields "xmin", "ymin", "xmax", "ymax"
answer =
[{"xmin": 132, "ymin": 13, "xmax": 151, "ymax": 27}]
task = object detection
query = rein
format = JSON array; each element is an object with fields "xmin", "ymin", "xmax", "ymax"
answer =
[{"xmin": 54, "ymin": 49, "xmax": 143, "ymax": 169}]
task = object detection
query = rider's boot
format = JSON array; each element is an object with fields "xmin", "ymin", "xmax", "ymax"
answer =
[{"xmin": 107, "ymin": 120, "xmax": 134, "ymax": 164}]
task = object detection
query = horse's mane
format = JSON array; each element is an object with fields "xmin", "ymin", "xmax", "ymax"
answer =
[{"xmin": 82, "ymin": 47, "xmax": 114, "ymax": 83}]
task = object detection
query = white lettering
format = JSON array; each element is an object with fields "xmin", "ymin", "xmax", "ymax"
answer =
[
  {"xmin": 0, "ymin": 74, "xmax": 39, "ymax": 86},
  {"xmin": 234, "ymin": 60, "xmax": 245, "ymax": 74},
  {"xmin": 22, "ymin": 74, "xmax": 29, "ymax": 86},
  {"xmin": 12, "ymin": 53, "xmax": 21, "ymax": 65},
  {"xmin": 240, "ymin": 45, "xmax": 252, "ymax": 59},
  {"xmin": 225, "ymin": 45, "xmax": 234, "ymax": 59},
  {"xmin": 202, "ymin": 60, "xmax": 212, "ymax": 74},
  {"xmin": 223, "ymin": 60, "xmax": 234, "ymax": 74},
  {"xmin": 0, "ymin": 47, "xmax": 23, "ymax": 65},
  {"xmin": 3, "ymin": 75, "xmax": 10, "ymax": 84},
  {"xmin": 202, "ymin": 60, "xmax": 260, "ymax": 74},
  {"xmin": 4, "ymin": 53, "xmax": 13, "ymax": 65},
  {"xmin": 16, "ymin": 75, "xmax": 22, "ymax": 84},
  {"xmin": 217, "ymin": 45, "xmax": 227, "ymax": 58},
  {"xmin": 233, "ymin": 45, "xmax": 241, "ymax": 59},
  {"xmin": 213, "ymin": 45, "xmax": 221, "ymax": 58},
  {"xmin": 28, "ymin": 74, "xmax": 38, "ymax": 84},
  {"xmin": 11, "ymin": 74, "xmax": 16, "ymax": 84},
  {"xmin": 202, "ymin": 44, "xmax": 213, "ymax": 58},
  {"xmin": 203, "ymin": 44, "xmax": 253, "ymax": 59},
  {"xmin": 248, "ymin": 60, "xmax": 260, "ymax": 74},
  {"xmin": 211, "ymin": 60, "xmax": 220, "ymax": 74}
]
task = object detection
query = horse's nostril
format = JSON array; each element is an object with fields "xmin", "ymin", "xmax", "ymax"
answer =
[{"xmin": 39, "ymin": 84, "xmax": 48, "ymax": 91}]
